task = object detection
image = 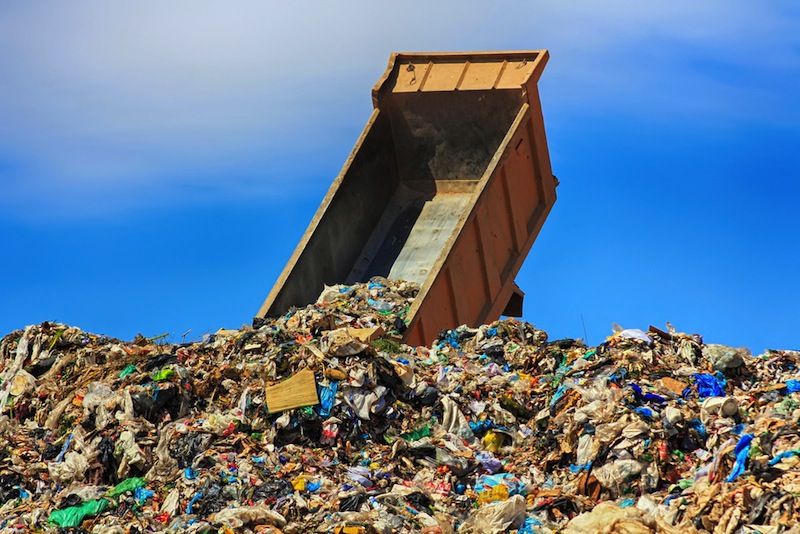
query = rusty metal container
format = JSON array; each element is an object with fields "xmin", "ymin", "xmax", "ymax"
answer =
[{"xmin": 257, "ymin": 50, "xmax": 557, "ymax": 346}]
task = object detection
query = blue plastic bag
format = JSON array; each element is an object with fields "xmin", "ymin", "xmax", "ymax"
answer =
[
  {"xmin": 518, "ymin": 516, "xmax": 543, "ymax": 534},
  {"xmin": 185, "ymin": 491, "xmax": 203, "ymax": 514},
  {"xmin": 608, "ymin": 368, "xmax": 628, "ymax": 384},
  {"xmin": 443, "ymin": 330, "xmax": 461, "ymax": 349},
  {"xmin": 769, "ymin": 449, "xmax": 800, "ymax": 466},
  {"xmin": 726, "ymin": 433, "xmax": 754, "ymax": 482},
  {"xmin": 629, "ymin": 383, "xmax": 667, "ymax": 404},
  {"xmin": 784, "ymin": 379, "xmax": 800, "ymax": 393},
  {"xmin": 687, "ymin": 418, "xmax": 708, "ymax": 439},
  {"xmin": 569, "ymin": 463, "xmax": 591, "ymax": 473},
  {"xmin": 134, "ymin": 487, "xmax": 155, "ymax": 503},
  {"xmin": 475, "ymin": 473, "xmax": 525, "ymax": 496},
  {"xmin": 693, "ymin": 373, "xmax": 726, "ymax": 397},
  {"xmin": 367, "ymin": 298, "xmax": 393, "ymax": 312},
  {"xmin": 550, "ymin": 384, "xmax": 568, "ymax": 408},
  {"xmin": 469, "ymin": 419, "xmax": 495, "ymax": 434},
  {"xmin": 317, "ymin": 381, "xmax": 339, "ymax": 417}
]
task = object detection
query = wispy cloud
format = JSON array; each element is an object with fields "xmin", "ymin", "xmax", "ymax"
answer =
[{"xmin": 0, "ymin": 1, "xmax": 796, "ymax": 219}]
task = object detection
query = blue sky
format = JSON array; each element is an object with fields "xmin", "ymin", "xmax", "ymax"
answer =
[{"xmin": 1, "ymin": 1, "xmax": 798, "ymax": 351}]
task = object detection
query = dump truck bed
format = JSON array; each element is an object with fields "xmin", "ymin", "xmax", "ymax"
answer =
[
  {"xmin": 346, "ymin": 180, "xmax": 475, "ymax": 285},
  {"xmin": 258, "ymin": 51, "xmax": 557, "ymax": 346}
]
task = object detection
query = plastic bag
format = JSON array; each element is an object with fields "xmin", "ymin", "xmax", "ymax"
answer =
[
  {"xmin": 48, "ymin": 498, "xmax": 109, "ymax": 527},
  {"xmin": 563, "ymin": 502, "xmax": 655, "ymax": 534},
  {"xmin": 107, "ymin": 476, "xmax": 146, "ymax": 498},
  {"xmin": 703, "ymin": 344, "xmax": 747, "ymax": 371},
  {"xmin": 9, "ymin": 369, "xmax": 36, "ymax": 396},
  {"xmin": 441, "ymin": 396, "xmax": 474, "ymax": 439},
  {"xmin": 785, "ymin": 379, "xmax": 800, "ymax": 393},
  {"xmin": 475, "ymin": 452, "xmax": 503, "ymax": 474},
  {"xmin": 339, "ymin": 493, "xmax": 368, "ymax": 512},
  {"xmin": 618, "ymin": 329, "xmax": 652, "ymax": 344},
  {"xmin": 475, "ymin": 473, "xmax": 525, "ymax": 497},
  {"xmin": 48, "ymin": 451, "xmax": 89, "ymax": 484},
  {"xmin": 317, "ymin": 380, "xmax": 339, "ymax": 417},
  {"xmin": 481, "ymin": 430, "xmax": 507, "ymax": 452},
  {"xmin": 693, "ymin": 373, "xmax": 726, "ymax": 397},
  {"xmin": 458, "ymin": 494, "xmax": 525, "ymax": 533},
  {"xmin": 726, "ymin": 433, "xmax": 754, "ymax": 482},
  {"xmin": 212, "ymin": 506, "xmax": 287, "ymax": 528}
]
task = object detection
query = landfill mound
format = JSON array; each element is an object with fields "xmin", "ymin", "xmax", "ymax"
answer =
[{"xmin": 0, "ymin": 279, "xmax": 799, "ymax": 533}]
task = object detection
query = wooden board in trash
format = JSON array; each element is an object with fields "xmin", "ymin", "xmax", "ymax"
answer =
[{"xmin": 265, "ymin": 369, "xmax": 319, "ymax": 413}]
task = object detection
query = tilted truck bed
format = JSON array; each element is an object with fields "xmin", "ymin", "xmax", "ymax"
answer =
[{"xmin": 257, "ymin": 50, "xmax": 558, "ymax": 346}]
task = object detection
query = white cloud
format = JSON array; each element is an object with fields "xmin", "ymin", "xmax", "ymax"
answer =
[{"xmin": 0, "ymin": 1, "xmax": 796, "ymax": 219}]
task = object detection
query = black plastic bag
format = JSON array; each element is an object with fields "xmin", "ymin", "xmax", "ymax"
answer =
[{"xmin": 338, "ymin": 493, "xmax": 367, "ymax": 512}]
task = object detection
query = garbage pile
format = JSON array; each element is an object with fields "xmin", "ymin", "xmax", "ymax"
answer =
[{"xmin": 0, "ymin": 277, "xmax": 799, "ymax": 533}]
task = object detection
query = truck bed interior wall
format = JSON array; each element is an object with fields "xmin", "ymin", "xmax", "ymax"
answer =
[
  {"xmin": 269, "ymin": 89, "xmax": 525, "ymax": 314},
  {"xmin": 268, "ymin": 111, "xmax": 397, "ymax": 313},
  {"xmin": 386, "ymin": 90, "xmax": 522, "ymax": 182},
  {"xmin": 346, "ymin": 90, "xmax": 524, "ymax": 285}
]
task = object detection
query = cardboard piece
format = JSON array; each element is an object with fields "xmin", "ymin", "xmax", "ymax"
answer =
[
  {"xmin": 265, "ymin": 369, "xmax": 319, "ymax": 413},
  {"xmin": 346, "ymin": 327, "xmax": 385, "ymax": 343},
  {"xmin": 657, "ymin": 377, "xmax": 688, "ymax": 396}
]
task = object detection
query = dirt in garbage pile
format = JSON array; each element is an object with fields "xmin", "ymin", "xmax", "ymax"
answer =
[{"xmin": 0, "ymin": 277, "xmax": 799, "ymax": 533}]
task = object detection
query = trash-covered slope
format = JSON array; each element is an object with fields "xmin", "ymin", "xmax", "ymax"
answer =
[{"xmin": 0, "ymin": 278, "xmax": 798, "ymax": 533}]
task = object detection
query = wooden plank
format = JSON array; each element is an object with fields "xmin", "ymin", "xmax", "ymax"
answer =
[{"xmin": 265, "ymin": 369, "xmax": 319, "ymax": 413}]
